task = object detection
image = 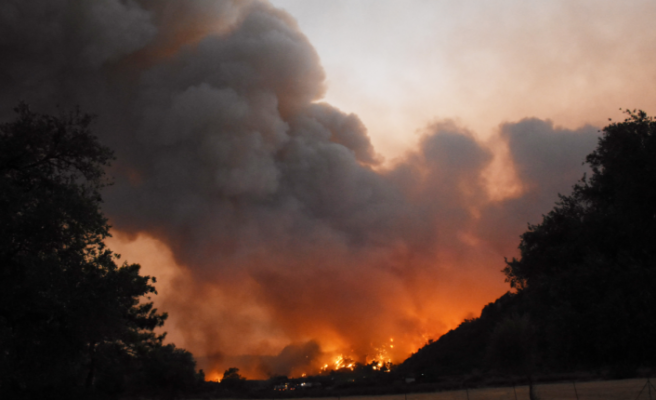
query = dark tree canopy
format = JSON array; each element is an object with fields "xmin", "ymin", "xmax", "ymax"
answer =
[
  {"xmin": 403, "ymin": 110, "xmax": 656, "ymax": 379},
  {"xmin": 502, "ymin": 110, "xmax": 656, "ymax": 369},
  {"xmin": 223, "ymin": 367, "xmax": 243, "ymax": 380},
  {"xmin": 0, "ymin": 104, "xmax": 200, "ymax": 398},
  {"xmin": 504, "ymin": 110, "xmax": 656, "ymax": 290}
]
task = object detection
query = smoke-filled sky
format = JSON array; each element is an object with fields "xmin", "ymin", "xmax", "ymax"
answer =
[
  {"xmin": 2, "ymin": 0, "xmax": 655, "ymax": 380},
  {"xmin": 270, "ymin": 0, "xmax": 656, "ymax": 159}
]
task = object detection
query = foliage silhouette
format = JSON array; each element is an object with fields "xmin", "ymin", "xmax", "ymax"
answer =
[
  {"xmin": 403, "ymin": 110, "xmax": 656, "ymax": 379},
  {"xmin": 221, "ymin": 367, "xmax": 248, "ymax": 391},
  {"xmin": 0, "ymin": 104, "xmax": 198, "ymax": 399},
  {"xmin": 504, "ymin": 109, "xmax": 656, "ymax": 368}
]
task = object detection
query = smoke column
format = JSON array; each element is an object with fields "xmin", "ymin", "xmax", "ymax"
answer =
[{"xmin": 0, "ymin": 0, "xmax": 599, "ymax": 378}]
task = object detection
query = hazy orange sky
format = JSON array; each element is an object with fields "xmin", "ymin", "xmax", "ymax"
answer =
[{"xmin": 2, "ymin": 0, "xmax": 655, "ymax": 381}]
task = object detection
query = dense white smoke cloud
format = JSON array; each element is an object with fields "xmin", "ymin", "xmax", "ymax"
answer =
[{"xmin": 0, "ymin": 0, "xmax": 600, "ymax": 377}]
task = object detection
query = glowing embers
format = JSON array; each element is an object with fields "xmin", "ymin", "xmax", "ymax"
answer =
[
  {"xmin": 320, "ymin": 355, "xmax": 356, "ymax": 372},
  {"xmin": 369, "ymin": 338, "xmax": 393, "ymax": 371},
  {"xmin": 315, "ymin": 338, "xmax": 395, "ymax": 375}
]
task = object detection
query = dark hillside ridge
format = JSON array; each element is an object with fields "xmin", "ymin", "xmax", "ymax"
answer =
[{"xmin": 399, "ymin": 292, "xmax": 520, "ymax": 379}]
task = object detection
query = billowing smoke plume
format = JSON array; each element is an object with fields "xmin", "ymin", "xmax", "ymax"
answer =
[{"xmin": 0, "ymin": 0, "xmax": 600, "ymax": 378}]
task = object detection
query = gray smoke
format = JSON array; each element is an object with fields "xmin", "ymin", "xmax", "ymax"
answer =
[{"xmin": 0, "ymin": 0, "xmax": 600, "ymax": 378}]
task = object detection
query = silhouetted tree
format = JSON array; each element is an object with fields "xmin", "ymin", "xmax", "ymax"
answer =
[
  {"xmin": 221, "ymin": 367, "xmax": 247, "ymax": 391},
  {"xmin": 0, "ymin": 104, "xmax": 169, "ymax": 398},
  {"xmin": 504, "ymin": 109, "xmax": 656, "ymax": 369},
  {"xmin": 404, "ymin": 111, "xmax": 656, "ymax": 379},
  {"xmin": 222, "ymin": 367, "xmax": 243, "ymax": 380},
  {"xmin": 130, "ymin": 344, "xmax": 203, "ymax": 399}
]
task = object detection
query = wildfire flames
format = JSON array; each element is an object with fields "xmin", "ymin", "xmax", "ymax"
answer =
[
  {"xmin": 330, "ymin": 355, "xmax": 355, "ymax": 371},
  {"xmin": 369, "ymin": 338, "xmax": 394, "ymax": 371},
  {"xmin": 313, "ymin": 338, "xmax": 394, "ymax": 376}
]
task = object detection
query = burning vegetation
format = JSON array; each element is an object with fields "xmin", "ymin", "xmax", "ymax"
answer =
[{"xmin": 4, "ymin": 1, "xmax": 656, "ymax": 398}]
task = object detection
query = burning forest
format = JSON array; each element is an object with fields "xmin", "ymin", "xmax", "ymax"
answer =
[{"xmin": 2, "ymin": 0, "xmax": 654, "ymax": 389}]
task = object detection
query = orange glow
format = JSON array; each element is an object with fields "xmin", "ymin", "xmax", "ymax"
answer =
[
  {"xmin": 99, "ymin": 0, "xmax": 600, "ymax": 382},
  {"xmin": 207, "ymin": 371, "xmax": 222, "ymax": 383},
  {"xmin": 108, "ymin": 230, "xmax": 508, "ymax": 379}
]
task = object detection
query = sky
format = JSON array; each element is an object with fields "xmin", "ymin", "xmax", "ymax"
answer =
[
  {"xmin": 1, "ymin": 0, "xmax": 655, "ymax": 380},
  {"xmin": 270, "ymin": 0, "xmax": 656, "ymax": 160}
]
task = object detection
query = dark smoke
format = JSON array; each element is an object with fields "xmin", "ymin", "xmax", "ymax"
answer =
[{"xmin": 0, "ymin": 0, "xmax": 600, "ymax": 378}]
